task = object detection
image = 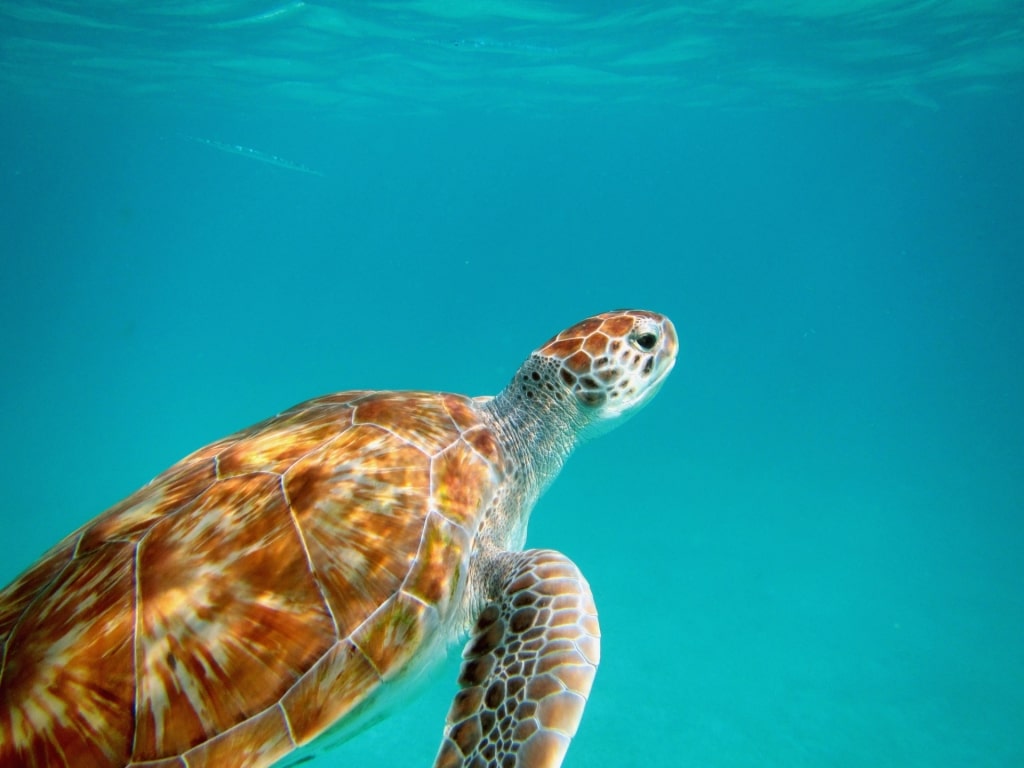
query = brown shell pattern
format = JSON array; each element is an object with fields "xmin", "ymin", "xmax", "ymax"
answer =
[{"xmin": 0, "ymin": 390, "xmax": 504, "ymax": 768}]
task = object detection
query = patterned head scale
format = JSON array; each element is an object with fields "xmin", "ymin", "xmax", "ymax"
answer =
[{"xmin": 534, "ymin": 309, "xmax": 677, "ymax": 424}]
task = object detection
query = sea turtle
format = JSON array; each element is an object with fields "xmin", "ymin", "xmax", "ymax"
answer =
[{"xmin": 0, "ymin": 309, "xmax": 677, "ymax": 768}]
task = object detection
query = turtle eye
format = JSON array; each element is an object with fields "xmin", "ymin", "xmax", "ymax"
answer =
[{"xmin": 632, "ymin": 332, "xmax": 658, "ymax": 351}]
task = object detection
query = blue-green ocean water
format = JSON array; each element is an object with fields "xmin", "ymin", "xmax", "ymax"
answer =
[{"xmin": 1, "ymin": 1, "xmax": 1022, "ymax": 766}]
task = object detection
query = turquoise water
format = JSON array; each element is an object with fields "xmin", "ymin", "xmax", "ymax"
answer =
[{"xmin": 2, "ymin": 1, "xmax": 1022, "ymax": 766}]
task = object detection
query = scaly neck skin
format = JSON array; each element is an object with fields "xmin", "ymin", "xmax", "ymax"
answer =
[
  {"xmin": 460, "ymin": 361, "xmax": 586, "ymax": 621},
  {"xmin": 481, "ymin": 354, "xmax": 588, "ymax": 515}
]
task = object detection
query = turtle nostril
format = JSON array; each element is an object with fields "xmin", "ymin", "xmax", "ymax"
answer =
[{"xmin": 634, "ymin": 332, "xmax": 657, "ymax": 351}]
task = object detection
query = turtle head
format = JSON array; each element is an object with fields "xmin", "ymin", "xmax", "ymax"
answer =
[
  {"xmin": 488, "ymin": 309, "xmax": 676, "ymax": 500},
  {"xmin": 525, "ymin": 309, "xmax": 677, "ymax": 438}
]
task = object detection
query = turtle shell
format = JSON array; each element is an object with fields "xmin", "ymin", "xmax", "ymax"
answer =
[{"xmin": 0, "ymin": 390, "xmax": 504, "ymax": 768}]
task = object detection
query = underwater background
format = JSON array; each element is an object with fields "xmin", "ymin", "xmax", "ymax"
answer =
[{"xmin": 1, "ymin": 1, "xmax": 1022, "ymax": 765}]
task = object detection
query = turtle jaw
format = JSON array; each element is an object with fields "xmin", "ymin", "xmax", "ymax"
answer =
[{"xmin": 576, "ymin": 344, "xmax": 675, "ymax": 439}]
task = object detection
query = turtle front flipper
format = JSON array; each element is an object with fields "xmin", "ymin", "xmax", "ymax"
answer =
[{"xmin": 434, "ymin": 549, "xmax": 600, "ymax": 768}]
